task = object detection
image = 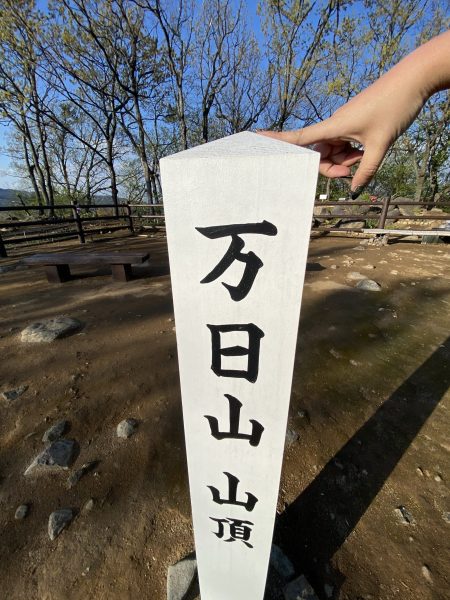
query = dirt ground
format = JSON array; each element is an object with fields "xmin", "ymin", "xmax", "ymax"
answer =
[{"xmin": 0, "ymin": 232, "xmax": 449, "ymax": 600}]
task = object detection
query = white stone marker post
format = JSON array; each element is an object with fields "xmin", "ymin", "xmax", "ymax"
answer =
[{"xmin": 161, "ymin": 132, "xmax": 319, "ymax": 600}]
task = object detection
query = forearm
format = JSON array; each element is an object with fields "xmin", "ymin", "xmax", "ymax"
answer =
[
  {"xmin": 259, "ymin": 29, "xmax": 450, "ymax": 190},
  {"xmin": 381, "ymin": 30, "xmax": 450, "ymax": 101}
]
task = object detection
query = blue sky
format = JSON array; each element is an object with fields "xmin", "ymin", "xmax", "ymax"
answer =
[
  {"xmin": 0, "ymin": 0, "xmax": 262, "ymax": 189},
  {"xmin": 0, "ymin": 0, "xmax": 432, "ymax": 191}
]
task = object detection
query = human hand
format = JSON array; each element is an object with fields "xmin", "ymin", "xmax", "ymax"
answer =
[
  {"xmin": 257, "ymin": 27, "xmax": 450, "ymax": 197},
  {"xmin": 259, "ymin": 75, "xmax": 426, "ymax": 197}
]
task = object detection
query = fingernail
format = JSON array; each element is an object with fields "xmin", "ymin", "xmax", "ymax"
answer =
[{"xmin": 351, "ymin": 186, "xmax": 365, "ymax": 200}]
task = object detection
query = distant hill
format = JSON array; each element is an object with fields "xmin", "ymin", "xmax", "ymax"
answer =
[
  {"xmin": 0, "ymin": 188, "xmax": 33, "ymax": 206},
  {"xmin": 0, "ymin": 188, "xmax": 120, "ymax": 207}
]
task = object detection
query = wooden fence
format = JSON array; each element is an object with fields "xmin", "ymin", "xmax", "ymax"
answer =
[
  {"xmin": 0, "ymin": 201, "xmax": 134, "ymax": 258},
  {"xmin": 128, "ymin": 198, "xmax": 450, "ymax": 237},
  {"xmin": 1, "ymin": 196, "xmax": 449, "ymax": 258},
  {"xmin": 312, "ymin": 198, "xmax": 450, "ymax": 232}
]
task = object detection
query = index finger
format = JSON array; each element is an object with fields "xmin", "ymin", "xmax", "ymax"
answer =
[{"xmin": 258, "ymin": 121, "xmax": 339, "ymax": 146}]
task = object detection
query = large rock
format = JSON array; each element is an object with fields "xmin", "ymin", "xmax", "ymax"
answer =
[
  {"xmin": 337, "ymin": 220, "xmax": 366, "ymax": 229},
  {"xmin": 313, "ymin": 206, "xmax": 331, "ymax": 217},
  {"xmin": 15, "ymin": 504, "xmax": 30, "ymax": 520},
  {"xmin": 116, "ymin": 418, "xmax": 138, "ymax": 439},
  {"xmin": 284, "ymin": 575, "xmax": 318, "ymax": 600},
  {"xmin": 270, "ymin": 544, "xmax": 295, "ymax": 582},
  {"xmin": 21, "ymin": 317, "xmax": 83, "ymax": 343},
  {"xmin": 24, "ymin": 439, "xmax": 79, "ymax": 475},
  {"xmin": 284, "ymin": 575, "xmax": 319, "ymax": 600},
  {"xmin": 1, "ymin": 385, "xmax": 28, "ymax": 402},
  {"xmin": 167, "ymin": 555, "xmax": 197, "ymax": 600},
  {"xmin": 48, "ymin": 508, "xmax": 74, "ymax": 540},
  {"xmin": 387, "ymin": 208, "xmax": 402, "ymax": 221},
  {"xmin": 42, "ymin": 419, "xmax": 69, "ymax": 443},
  {"xmin": 356, "ymin": 279, "xmax": 381, "ymax": 292},
  {"xmin": 395, "ymin": 199, "xmax": 417, "ymax": 217}
]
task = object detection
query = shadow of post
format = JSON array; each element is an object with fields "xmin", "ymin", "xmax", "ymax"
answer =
[{"xmin": 275, "ymin": 336, "xmax": 450, "ymax": 596}]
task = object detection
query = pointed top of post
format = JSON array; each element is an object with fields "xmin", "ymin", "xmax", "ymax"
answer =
[{"xmin": 161, "ymin": 131, "xmax": 317, "ymax": 161}]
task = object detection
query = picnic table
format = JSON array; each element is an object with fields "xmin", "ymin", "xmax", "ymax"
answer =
[{"xmin": 23, "ymin": 250, "xmax": 150, "ymax": 283}]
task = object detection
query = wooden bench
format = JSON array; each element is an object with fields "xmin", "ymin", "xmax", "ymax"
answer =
[{"xmin": 23, "ymin": 251, "xmax": 150, "ymax": 283}]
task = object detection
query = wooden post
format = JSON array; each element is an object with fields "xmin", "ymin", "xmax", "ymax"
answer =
[
  {"xmin": 378, "ymin": 196, "xmax": 391, "ymax": 229},
  {"xmin": 126, "ymin": 202, "xmax": 135, "ymax": 234},
  {"xmin": 71, "ymin": 201, "xmax": 85, "ymax": 244},
  {"xmin": 0, "ymin": 230, "xmax": 7, "ymax": 258},
  {"xmin": 161, "ymin": 132, "xmax": 319, "ymax": 600}
]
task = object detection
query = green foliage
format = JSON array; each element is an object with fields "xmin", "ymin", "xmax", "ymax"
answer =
[{"xmin": 0, "ymin": 0, "xmax": 448, "ymax": 208}]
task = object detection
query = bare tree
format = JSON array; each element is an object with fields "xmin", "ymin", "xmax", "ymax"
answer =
[{"xmin": 0, "ymin": 0, "xmax": 56, "ymax": 212}]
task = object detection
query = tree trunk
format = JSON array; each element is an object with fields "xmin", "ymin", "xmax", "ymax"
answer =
[
  {"xmin": 22, "ymin": 136, "xmax": 44, "ymax": 215},
  {"xmin": 326, "ymin": 177, "xmax": 332, "ymax": 199},
  {"xmin": 86, "ymin": 169, "xmax": 92, "ymax": 207},
  {"xmin": 106, "ymin": 139, "xmax": 119, "ymax": 216},
  {"xmin": 177, "ymin": 90, "xmax": 188, "ymax": 150},
  {"xmin": 414, "ymin": 170, "xmax": 426, "ymax": 203},
  {"xmin": 131, "ymin": 88, "xmax": 157, "ymax": 211}
]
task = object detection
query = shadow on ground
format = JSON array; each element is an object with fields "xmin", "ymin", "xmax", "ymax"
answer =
[{"xmin": 274, "ymin": 336, "xmax": 450, "ymax": 598}]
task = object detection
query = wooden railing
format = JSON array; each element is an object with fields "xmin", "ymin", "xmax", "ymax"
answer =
[
  {"xmin": 1, "ymin": 196, "xmax": 449, "ymax": 258},
  {"xmin": 0, "ymin": 201, "xmax": 134, "ymax": 258},
  {"xmin": 313, "ymin": 198, "xmax": 449, "ymax": 226}
]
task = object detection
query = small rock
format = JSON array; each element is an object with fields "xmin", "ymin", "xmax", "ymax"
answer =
[
  {"xmin": 24, "ymin": 439, "xmax": 79, "ymax": 475},
  {"xmin": 284, "ymin": 574, "xmax": 319, "ymax": 600},
  {"xmin": 48, "ymin": 508, "xmax": 74, "ymax": 540},
  {"xmin": 442, "ymin": 512, "xmax": 450, "ymax": 524},
  {"xmin": 285, "ymin": 428, "xmax": 299, "ymax": 447},
  {"xmin": 66, "ymin": 461, "xmax": 99, "ymax": 489},
  {"xmin": 167, "ymin": 555, "xmax": 197, "ymax": 600},
  {"xmin": 324, "ymin": 583, "xmax": 334, "ymax": 598},
  {"xmin": 297, "ymin": 409, "xmax": 309, "ymax": 419},
  {"xmin": 42, "ymin": 420, "xmax": 69, "ymax": 443},
  {"xmin": 329, "ymin": 348, "xmax": 342, "ymax": 359},
  {"xmin": 1, "ymin": 385, "xmax": 28, "ymax": 402},
  {"xmin": 434, "ymin": 474, "xmax": 443, "ymax": 482},
  {"xmin": 329, "ymin": 264, "xmax": 337, "ymax": 270},
  {"xmin": 416, "ymin": 467, "xmax": 424, "ymax": 477},
  {"xmin": 390, "ymin": 270, "xmax": 398, "ymax": 275},
  {"xmin": 356, "ymin": 279, "xmax": 381, "ymax": 292},
  {"xmin": 346, "ymin": 272, "xmax": 366, "ymax": 281},
  {"xmin": 270, "ymin": 544, "xmax": 295, "ymax": 582},
  {"xmin": 21, "ymin": 317, "xmax": 83, "ymax": 343},
  {"xmin": 82, "ymin": 498, "xmax": 95, "ymax": 514},
  {"xmin": 116, "ymin": 418, "xmax": 138, "ymax": 439},
  {"xmin": 15, "ymin": 504, "xmax": 29, "ymax": 520},
  {"xmin": 395, "ymin": 505, "xmax": 415, "ymax": 525},
  {"xmin": 421, "ymin": 565, "xmax": 433, "ymax": 583},
  {"xmin": 362, "ymin": 264, "xmax": 376, "ymax": 269}
]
